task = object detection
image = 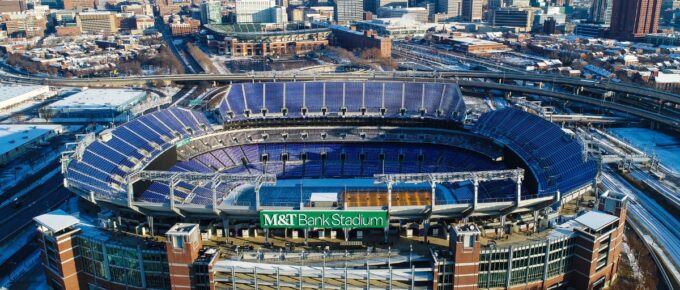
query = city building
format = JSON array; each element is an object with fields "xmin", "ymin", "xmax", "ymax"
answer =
[
  {"xmin": 0, "ymin": 11, "xmax": 48, "ymax": 38},
  {"xmin": 376, "ymin": 6, "xmax": 428, "ymax": 22},
  {"xmin": 63, "ymin": 0, "xmax": 95, "ymax": 10},
  {"xmin": 200, "ymin": 0, "xmax": 222, "ymax": 24},
  {"xmin": 334, "ymin": 0, "xmax": 364, "ymax": 24},
  {"xmin": 0, "ymin": 0, "xmax": 27, "ymax": 13},
  {"xmin": 355, "ymin": 18, "xmax": 428, "ymax": 39},
  {"xmin": 205, "ymin": 23, "xmax": 329, "ymax": 56},
  {"xmin": 35, "ymin": 210, "xmax": 171, "ymax": 290},
  {"xmin": 489, "ymin": 7, "xmax": 533, "ymax": 32},
  {"xmin": 574, "ymin": 23, "xmax": 608, "ymax": 37},
  {"xmin": 307, "ymin": 5, "xmax": 334, "ymax": 22},
  {"xmin": 609, "ymin": 0, "xmax": 662, "ymax": 40},
  {"xmin": 55, "ymin": 23, "xmax": 81, "ymax": 36},
  {"xmin": 543, "ymin": 17, "xmax": 557, "ymax": 34},
  {"xmin": 156, "ymin": 0, "xmax": 192, "ymax": 16},
  {"xmin": 0, "ymin": 124, "xmax": 63, "ymax": 165},
  {"xmin": 235, "ymin": 0, "xmax": 280, "ymax": 23},
  {"xmin": 437, "ymin": 0, "xmax": 462, "ymax": 20},
  {"xmin": 364, "ymin": 0, "xmax": 408, "ymax": 13},
  {"xmin": 448, "ymin": 36, "xmax": 511, "ymax": 54},
  {"xmin": 462, "ymin": 0, "xmax": 482, "ymax": 21},
  {"xmin": 330, "ymin": 25, "xmax": 392, "ymax": 57},
  {"xmin": 645, "ymin": 32, "xmax": 680, "ymax": 45},
  {"xmin": 0, "ymin": 85, "xmax": 51, "ymax": 111},
  {"xmin": 40, "ymin": 88, "xmax": 147, "ymax": 122},
  {"xmin": 76, "ymin": 11, "xmax": 119, "ymax": 34},
  {"xmin": 589, "ymin": 0, "xmax": 612, "ymax": 25},
  {"xmin": 273, "ymin": 5, "xmax": 289, "ymax": 24},
  {"xmin": 134, "ymin": 15, "xmax": 155, "ymax": 32},
  {"xmin": 169, "ymin": 16, "xmax": 201, "ymax": 36},
  {"xmin": 287, "ymin": 6, "xmax": 305, "ymax": 21},
  {"xmin": 649, "ymin": 72, "xmax": 680, "ymax": 93}
]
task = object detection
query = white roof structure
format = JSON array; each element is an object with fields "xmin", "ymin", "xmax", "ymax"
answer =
[
  {"xmin": 167, "ymin": 223, "xmax": 198, "ymax": 236},
  {"xmin": 0, "ymin": 85, "xmax": 50, "ymax": 110},
  {"xmin": 0, "ymin": 124, "xmax": 62, "ymax": 156},
  {"xmin": 310, "ymin": 192, "xmax": 338, "ymax": 202},
  {"xmin": 655, "ymin": 72, "xmax": 680, "ymax": 84},
  {"xmin": 575, "ymin": 211, "xmax": 618, "ymax": 231},
  {"xmin": 33, "ymin": 209, "xmax": 80, "ymax": 233},
  {"xmin": 47, "ymin": 88, "xmax": 146, "ymax": 111}
]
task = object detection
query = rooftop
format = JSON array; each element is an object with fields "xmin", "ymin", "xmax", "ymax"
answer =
[
  {"xmin": 34, "ymin": 209, "xmax": 80, "ymax": 234},
  {"xmin": 574, "ymin": 210, "xmax": 618, "ymax": 231},
  {"xmin": 0, "ymin": 85, "xmax": 49, "ymax": 103},
  {"xmin": 0, "ymin": 124, "xmax": 62, "ymax": 156},
  {"xmin": 47, "ymin": 88, "xmax": 146, "ymax": 110},
  {"xmin": 167, "ymin": 223, "xmax": 198, "ymax": 236}
]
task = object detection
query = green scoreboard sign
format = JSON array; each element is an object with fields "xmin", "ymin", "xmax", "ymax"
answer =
[{"xmin": 259, "ymin": 210, "xmax": 387, "ymax": 229}]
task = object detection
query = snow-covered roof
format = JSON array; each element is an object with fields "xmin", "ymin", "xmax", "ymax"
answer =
[
  {"xmin": 0, "ymin": 85, "xmax": 49, "ymax": 109},
  {"xmin": 574, "ymin": 211, "xmax": 618, "ymax": 231},
  {"xmin": 33, "ymin": 209, "xmax": 80, "ymax": 233},
  {"xmin": 47, "ymin": 88, "xmax": 146, "ymax": 111},
  {"xmin": 0, "ymin": 124, "xmax": 62, "ymax": 156},
  {"xmin": 655, "ymin": 72, "xmax": 680, "ymax": 83}
]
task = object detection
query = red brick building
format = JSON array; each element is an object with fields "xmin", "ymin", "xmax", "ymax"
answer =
[
  {"xmin": 609, "ymin": 0, "xmax": 662, "ymax": 40},
  {"xmin": 35, "ymin": 191, "xmax": 628, "ymax": 290}
]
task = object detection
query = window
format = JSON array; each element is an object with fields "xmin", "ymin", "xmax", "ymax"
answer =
[{"xmin": 173, "ymin": 236, "xmax": 184, "ymax": 249}]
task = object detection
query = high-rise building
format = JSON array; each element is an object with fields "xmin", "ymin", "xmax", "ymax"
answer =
[
  {"xmin": 0, "ymin": 0, "xmax": 27, "ymax": 12},
  {"xmin": 437, "ymin": 0, "xmax": 462, "ymax": 19},
  {"xmin": 489, "ymin": 7, "xmax": 533, "ymax": 31},
  {"xmin": 76, "ymin": 11, "xmax": 119, "ymax": 34},
  {"xmin": 589, "ymin": 0, "xmax": 612, "ymax": 25},
  {"xmin": 488, "ymin": 0, "xmax": 503, "ymax": 9},
  {"xmin": 609, "ymin": 0, "xmax": 662, "ymax": 40},
  {"xmin": 0, "ymin": 10, "xmax": 47, "ymax": 37},
  {"xmin": 156, "ymin": 0, "xmax": 192, "ymax": 16},
  {"xmin": 364, "ymin": 0, "xmax": 408, "ymax": 13},
  {"xmin": 273, "ymin": 5, "xmax": 288, "ymax": 23},
  {"xmin": 235, "ymin": 0, "xmax": 277, "ymax": 23},
  {"xmin": 63, "ymin": 0, "xmax": 94, "ymax": 10},
  {"xmin": 200, "ymin": 0, "xmax": 222, "ymax": 24},
  {"xmin": 462, "ymin": 0, "xmax": 482, "ymax": 21},
  {"xmin": 334, "ymin": 0, "xmax": 364, "ymax": 24}
]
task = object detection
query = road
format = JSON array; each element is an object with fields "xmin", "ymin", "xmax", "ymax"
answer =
[
  {"xmin": 0, "ymin": 171, "xmax": 69, "ymax": 244},
  {"xmin": 154, "ymin": 12, "xmax": 202, "ymax": 74},
  {"xmin": 601, "ymin": 168, "xmax": 680, "ymax": 284}
]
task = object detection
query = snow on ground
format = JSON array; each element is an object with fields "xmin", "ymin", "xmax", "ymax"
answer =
[
  {"xmin": 10, "ymin": 266, "xmax": 47, "ymax": 290},
  {"xmin": 0, "ymin": 167, "xmax": 60, "ymax": 207},
  {"xmin": 609, "ymin": 127, "xmax": 680, "ymax": 173},
  {"xmin": 0, "ymin": 250, "xmax": 42, "ymax": 290},
  {"xmin": 621, "ymin": 235, "xmax": 643, "ymax": 281},
  {"xmin": 0, "ymin": 227, "xmax": 35, "ymax": 266}
]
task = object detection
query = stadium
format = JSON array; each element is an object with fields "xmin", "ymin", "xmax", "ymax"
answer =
[{"xmin": 61, "ymin": 80, "xmax": 597, "ymax": 233}]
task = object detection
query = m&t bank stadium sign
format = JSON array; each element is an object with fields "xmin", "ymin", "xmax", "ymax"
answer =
[{"xmin": 260, "ymin": 211, "xmax": 387, "ymax": 229}]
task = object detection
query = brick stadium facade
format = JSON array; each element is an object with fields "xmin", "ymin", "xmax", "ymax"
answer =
[{"xmin": 35, "ymin": 192, "xmax": 628, "ymax": 290}]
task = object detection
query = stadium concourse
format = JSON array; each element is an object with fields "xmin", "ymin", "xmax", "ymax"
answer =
[{"xmin": 46, "ymin": 80, "xmax": 628, "ymax": 290}]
